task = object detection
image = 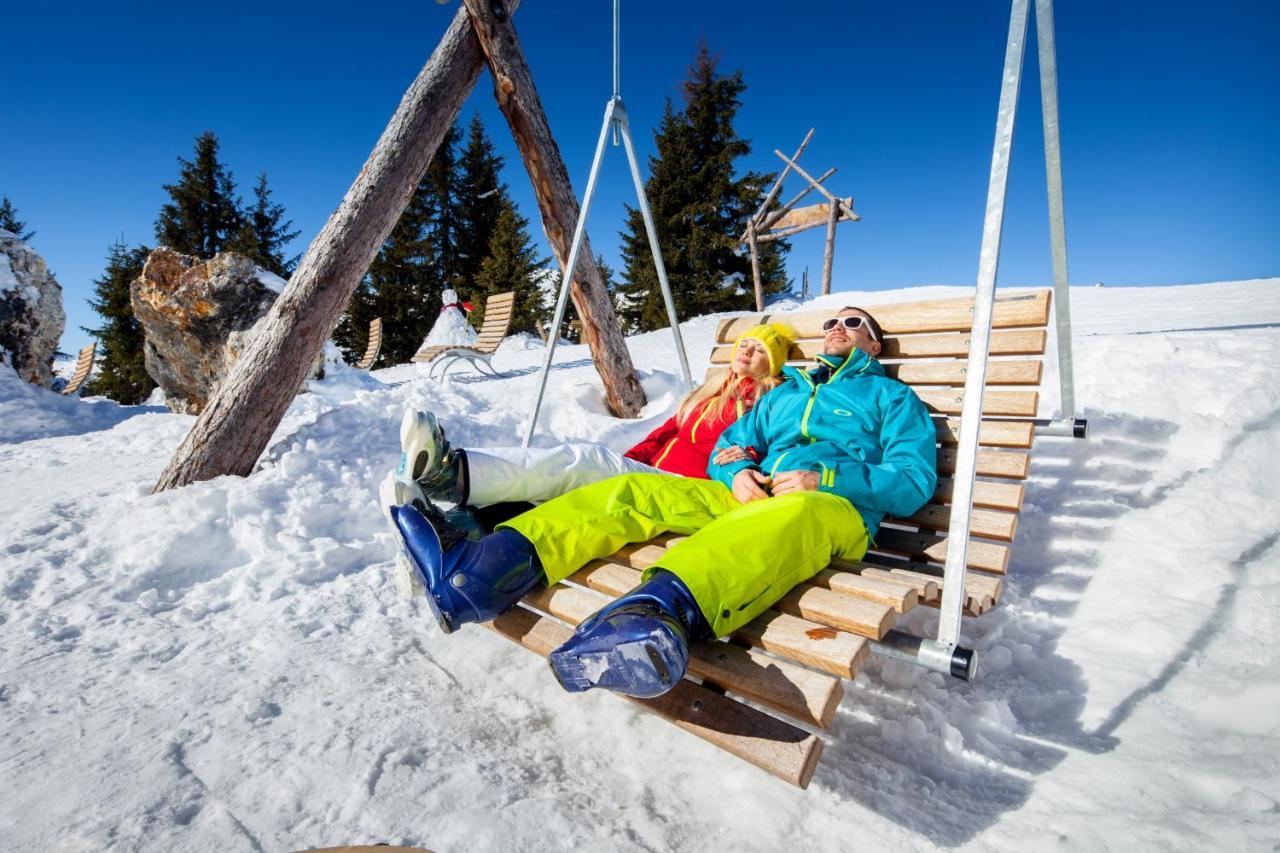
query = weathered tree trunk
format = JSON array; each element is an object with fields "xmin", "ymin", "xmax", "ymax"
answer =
[
  {"xmin": 154, "ymin": 3, "xmax": 516, "ymax": 492},
  {"xmin": 746, "ymin": 220, "xmax": 765, "ymax": 312},
  {"xmin": 461, "ymin": 0, "xmax": 646, "ymax": 418}
]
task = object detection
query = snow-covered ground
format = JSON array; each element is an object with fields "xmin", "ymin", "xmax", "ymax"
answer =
[{"xmin": 2, "ymin": 279, "xmax": 1278, "ymax": 852}]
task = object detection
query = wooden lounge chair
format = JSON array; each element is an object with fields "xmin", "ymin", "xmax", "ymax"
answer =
[
  {"xmin": 61, "ymin": 343, "xmax": 96, "ymax": 396},
  {"xmin": 355, "ymin": 317, "xmax": 383, "ymax": 370},
  {"xmin": 485, "ymin": 290, "xmax": 1057, "ymax": 788},
  {"xmin": 411, "ymin": 292, "xmax": 513, "ymax": 379}
]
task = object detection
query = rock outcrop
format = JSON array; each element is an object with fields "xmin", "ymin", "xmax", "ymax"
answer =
[
  {"xmin": 131, "ymin": 247, "xmax": 285, "ymax": 414},
  {"xmin": 0, "ymin": 230, "xmax": 66, "ymax": 388}
]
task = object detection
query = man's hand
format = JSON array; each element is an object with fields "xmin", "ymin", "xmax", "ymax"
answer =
[
  {"xmin": 713, "ymin": 445, "xmax": 750, "ymax": 465},
  {"xmin": 771, "ymin": 470, "xmax": 820, "ymax": 496},
  {"xmin": 732, "ymin": 469, "xmax": 772, "ymax": 504}
]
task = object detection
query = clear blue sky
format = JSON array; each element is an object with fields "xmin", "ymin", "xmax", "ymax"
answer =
[{"xmin": 4, "ymin": 0, "xmax": 1277, "ymax": 355}]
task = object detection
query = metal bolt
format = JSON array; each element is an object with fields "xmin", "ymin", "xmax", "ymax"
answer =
[
  {"xmin": 692, "ymin": 700, "xmax": 703, "ymax": 712},
  {"xmin": 451, "ymin": 574, "xmax": 467, "ymax": 588}
]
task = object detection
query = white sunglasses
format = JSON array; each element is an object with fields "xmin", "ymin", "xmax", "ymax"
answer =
[{"xmin": 821, "ymin": 315, "xmax": 879, "ymax": 342}]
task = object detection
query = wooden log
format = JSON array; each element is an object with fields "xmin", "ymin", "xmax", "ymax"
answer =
[
  {"xmin": 764, "ymin": 199, "xmax": 851, "ymax": 234},
  {"xmin": 153, "ymin": 2, "xmax": 522, "ymax": 490},
  {"xmin": 746, "ymin": 220, "xmax": 765, "ymax": 312},
  {"xmin": 773, "ymin": 150, "xmax": 861, "ymax": 224},
  {"xmin": 714, "ymin": 291, "xmax": 1052, "ymax": 341},
  {"xmin": 821, "ymin": 198, "xmax": 839, "ymax": 296},
  {"xmin": 753, "ymin": 221, "xmax": 834, "ymax": 244},
  {"xmin": 461, "ymin": 0, "xmax": 645, "ymax": 418},
  {"xmin": 487, "ymin": 606, "xmax": 823, "ymax": 788},
  {"xmin": 749, "ymin": 167, "xmax": 836, "ymax": 238},
  {"xmin": 749, "ymin": 128, "xmax": 814, "ymax": 225},
  {"xmin": 520, "ymin": 584, "xmax": 843, "ymax": 728}
]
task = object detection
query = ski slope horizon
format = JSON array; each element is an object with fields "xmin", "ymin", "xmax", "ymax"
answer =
[{"xmin": 2, "ymin": 278, "xmax": 1279, "ymax": 852}]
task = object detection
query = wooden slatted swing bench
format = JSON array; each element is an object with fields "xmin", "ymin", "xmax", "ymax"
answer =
[
  {"xmin": 354, "ymin": 317, "xmax": 383, "ymax": 370},
  {"xmin": 61, "ymin": 342, "xmax": 97, "ymax": 396},
  {"xmin": 411, "ymin": 291, "xmax": 514, "ymax": 378},
  {"xmin": 485, "ymin": 289, "xmax": 1052, "ymax": 788}
]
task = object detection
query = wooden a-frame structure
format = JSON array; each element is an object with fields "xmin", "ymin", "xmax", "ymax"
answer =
[{"xmin": 155, "ymin": 0, "xmax": 644, "ymax": 491}]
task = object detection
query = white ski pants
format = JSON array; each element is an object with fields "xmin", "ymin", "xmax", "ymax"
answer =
[{"xmin": 466, "ymin": 442, "xmax": 666, "ymax": 507}]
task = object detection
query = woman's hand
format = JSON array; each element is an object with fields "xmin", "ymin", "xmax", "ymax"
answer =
[
  {"xmin": 713, "ymin": 445, "xmax": 750, "ymax": 465},
  {"xmin": 732, "ymin": 469, "xmax": 772, "ymax": 504},
  {"xmin": 770, "ymin": 470, "xmax": 820, "ymax": 495}
]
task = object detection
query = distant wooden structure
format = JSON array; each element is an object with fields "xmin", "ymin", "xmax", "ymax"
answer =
[
  {"xmin": 61, "ymin": 343, "xmax": 96, "ymax": 396},
  {"xmin": 412, "ymin": 291, "xmax": 513, "ymax": 379},
  {"xmin": 740, "ymin": 129, "xmax": 860, "ymax": 309},
  {"xmin": 354, "ymin": 317, "xmax": 383, "ymax": 370}
]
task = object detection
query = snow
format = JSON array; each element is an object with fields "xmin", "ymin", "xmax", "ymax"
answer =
[
  {"xmin": 2, "ymin": 279, "xmax": 1280, "ymax": 851},
  {"xmin": 254, "ymin": 269, "xmax": 288, "ymax": 295}
]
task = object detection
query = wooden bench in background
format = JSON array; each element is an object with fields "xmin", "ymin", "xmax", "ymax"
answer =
[
  {"xmin": 354, "ymin": 317, "xmax": 383, "ymax": 370},
  {"xmin": 61, "ymin": 343, "xmax": 97, "ymax": 396},
  {"xmin": 412, "ymin": 292, "xmax": 513, "ymax": 379},
  {"xmin": 487, "ymin": 290, "xmax": 1052, "ymax": 788}
]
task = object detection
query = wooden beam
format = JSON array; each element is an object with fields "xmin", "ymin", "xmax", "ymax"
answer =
[
  {"xmin": 749, "ymin": 128, "xmax": 814, "ymax": 224},
  {"xmin": 747, "ymin": 167, "xmax": 836, "ymax": 239},
  {"xmin": 153, "ymin": 2, "xmax": 522, "ymax": 491},
  {"xmin": 773, "ymin": 149, "xmax": 860, "ymax": 224},
  {"xmin": 746, "ymin": 220, "xmax": 764, "ymax": 312},
  {"xmin": 821, "ymin": 199, "xmax": 840, "ymax": 295},
  {"xmin": 461, "ymin": 0, "xmax": 645, "ymax": 418}
]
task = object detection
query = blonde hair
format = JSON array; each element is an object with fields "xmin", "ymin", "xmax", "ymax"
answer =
[{"xmin": 675, "ymin": 363, "xmax": 784, "ymax": 426}]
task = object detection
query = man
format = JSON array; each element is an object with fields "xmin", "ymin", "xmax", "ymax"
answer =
[{"xmin": 386, "ymin": 307, "xmax": 937, "ymax": 699}]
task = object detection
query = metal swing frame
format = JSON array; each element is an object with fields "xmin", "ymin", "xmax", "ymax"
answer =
[
  {"xmin": 874, "ymin": 0, "xmax": 1087, "ymax": 679},
  {"xmin": 522, "ymin": 0, "xmax": 692, "ymax": 447}
]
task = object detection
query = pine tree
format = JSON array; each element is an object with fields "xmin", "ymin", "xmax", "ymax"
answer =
[
  {"xmin": 229, "ymin": 173, "xmax": 300, "ymax": 276},
  {"xmin": 617, "ymin": 42, "xmax": 789, "ymax": 331},
  {"xmin": 474, "ymin": 199, "xmax": 548, "ymax": 335},
  {"xmin": 155, "ymin": 131, "xmax": 244, "ymax": 258},
  {"xmin": 453, "ymin": 114, "xmax": 506, "ymax": 292},
  {"xmin": 0, "ymin": 196, "xmax": 35, "ymax": 240},
  {"xmin": 82, "ymin": 240, "xmax": 156, "ymax": 403}
]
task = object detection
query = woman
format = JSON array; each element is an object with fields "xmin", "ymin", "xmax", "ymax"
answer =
[{"xmin": 387, "ymin": 322, "xmax": 796, "ymax": 513}]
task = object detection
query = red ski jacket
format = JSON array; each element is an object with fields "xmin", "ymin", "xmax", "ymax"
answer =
[{"xmin": 625, "ymin": 382, "xmax": 760, "ymax": 478}]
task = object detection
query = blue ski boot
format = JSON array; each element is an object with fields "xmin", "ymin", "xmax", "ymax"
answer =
[
  {"xmin": 390, "ymin": 503, "xmax": 543, "ymax": 634},
  {"xmin": 548, "ymin": 571, "xmax": 709, "ymax": 699}
]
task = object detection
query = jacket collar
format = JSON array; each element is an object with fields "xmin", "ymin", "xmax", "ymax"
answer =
[{"xmin": 784, "ymin": 347, "xmax": 883, "ymax": 388}]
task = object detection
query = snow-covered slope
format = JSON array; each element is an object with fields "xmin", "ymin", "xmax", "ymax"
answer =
[{"xmin": 2, "ymin": 280, "xmax": 1278, "ymax": 852}]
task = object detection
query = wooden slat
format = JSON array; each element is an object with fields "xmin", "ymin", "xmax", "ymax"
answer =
[
  {"xmin": 715, "ymin": 290, "xmax": 1051, "ymax": 342},
  {"xmin": 571, "ymin": 561, "xmax": 870, "ymax": 679},
  {"xmin": 897, "ymin": 503, "xmax": 1018, "ymax": 542},
  {"xmin": 521, "ymin": 583, "xmax": 843, "ymax": 728},
  {"xmin": 356, "ymin": 317, "xmax": 383, "ymax": 370},
  {"xmin": 857, "ymin": 556, "xmax": 1006, "ymax": 601},
  {"xmin": 916, "ymin": 388, "xmax": 1039, "ymax": 417},
  {"xmin": 710, "ymin": 329, "xmax": 1048, "ymax": 365},
  {"xmin": 938, "ymin": 447, "xmax": 1031, "ymax": 480},
  {"xmin": 872, "ymin": 528, "xmax": 1010, "ymax": 574},
  {"xmin": 934, "ymin": 477, "xmax": 1024, "ymax": 512},
  {"xmin": 808, "ymin": 569, "xmax": 918, "ymax": 613},
  {"xmin": 774, "ymin": 585, "xmax": 897, "ymax": 640},
  {"xmin": 62, "ymin": 343, "xmax": 97, "ymax": 395},
  {"xmin": 488, "ymin": 607, "xmax": 823, "ymax": 788},
  {"xmin": 934, "ymin": 418, "xmax": 1035, "ymax": 448}
]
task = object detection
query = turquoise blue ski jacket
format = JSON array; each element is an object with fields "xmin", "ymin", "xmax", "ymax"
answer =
[{"xmin": 708, "ymin": 347, "xmax": 938, "ymax": 537}]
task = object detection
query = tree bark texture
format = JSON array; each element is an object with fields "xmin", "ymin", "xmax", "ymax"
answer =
[
  {"xmin": 154, "ymin": 3, "xmax": 517, "ymax": 491},
  {"xmin": 821, "ymin": 200, "xmax": 839, "ymax": 296},
  {"xmin": 461, "ymin": 0, "xmax": 646, "ymax": 418}
]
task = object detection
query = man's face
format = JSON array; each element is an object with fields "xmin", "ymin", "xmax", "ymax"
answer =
[{"xmin": 822, "ymin": 309, "xmax": 881, "ymax": 358}]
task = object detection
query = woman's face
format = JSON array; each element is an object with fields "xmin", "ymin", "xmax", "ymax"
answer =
[{"xmin": 732, "ymin": 338, "xmax": 772, "ymax": 379}]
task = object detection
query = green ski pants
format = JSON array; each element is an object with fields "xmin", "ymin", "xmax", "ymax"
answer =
[{"xmin": 498, "ymin": 472, "xmax": 869, "ymax": 636}]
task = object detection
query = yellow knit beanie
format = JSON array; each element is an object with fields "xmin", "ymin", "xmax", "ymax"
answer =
[{"xmin": 732, "ymin": 322, "xmax": 797, "ymax": 375}]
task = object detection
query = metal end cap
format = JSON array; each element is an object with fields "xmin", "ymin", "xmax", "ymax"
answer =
[
  {"xmin": 1073, "ymin": 418, "xmax": 1088, "ymax": 439},
  {"xmin": 950, "ymin": 647, "xmax": 977, "ymax": 681}
]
